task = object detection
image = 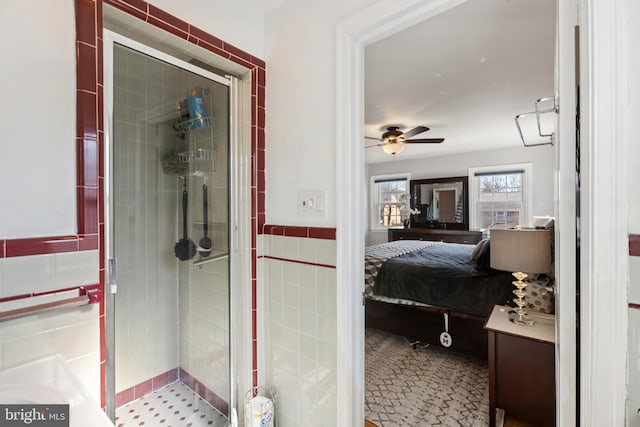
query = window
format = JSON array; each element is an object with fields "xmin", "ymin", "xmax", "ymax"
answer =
[
  {"xmin": 370, "ymin": 174, "xmax": 410, "ymax": 229},
  {"xmin": 468, "ymin": 164, "xmax": 533, "ymax": 230}
]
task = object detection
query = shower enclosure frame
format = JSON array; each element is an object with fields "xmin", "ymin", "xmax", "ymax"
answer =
[{"xmin": 103, "ymin": 29, "xmax": 247, "ymax": 424}]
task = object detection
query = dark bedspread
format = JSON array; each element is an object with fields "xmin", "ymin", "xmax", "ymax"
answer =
[{"xmin": 374, "ymin": 242, "xmax": 514, "ymax": 317}]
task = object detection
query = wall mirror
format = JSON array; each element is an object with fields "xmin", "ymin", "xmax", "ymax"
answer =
[{"xmin": 410, "ymin": 176, "xmax": 469, "ymax": 230}]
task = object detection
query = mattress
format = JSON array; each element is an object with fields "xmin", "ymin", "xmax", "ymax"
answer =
[{"xmin": 365, "ymin": 240, "xmax": 514, "ymax": 317}]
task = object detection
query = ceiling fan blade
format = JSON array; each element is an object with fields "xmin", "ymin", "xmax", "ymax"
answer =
[
  {"xmin": 403, "ymin": 126, "xmax": 429, "ymax": 139},
  {"xmin": 365, "ymin": 136, "xmax": 382, "ymax": 141},
  {"xmin": 404, "ymin": 138, "xmax": 444, "ymax": 144}
]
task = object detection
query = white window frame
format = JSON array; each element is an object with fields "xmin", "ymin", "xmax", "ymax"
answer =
[
  {"xmin": 369, "ymin": 173, "xmax": 410, "ymax": 230},
  {"xmin": 468, "ymin": 163, "xmax": 533, "ymax": 230}
]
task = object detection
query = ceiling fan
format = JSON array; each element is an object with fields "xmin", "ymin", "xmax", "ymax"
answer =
[{"xmin": 365, "ymin": 126, "xmax": 444, "ymax": 155}]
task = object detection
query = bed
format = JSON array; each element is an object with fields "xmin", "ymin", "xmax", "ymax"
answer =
[{"xmin": 364, "ymin": 239, "xmax": 516, "ymax": 359}]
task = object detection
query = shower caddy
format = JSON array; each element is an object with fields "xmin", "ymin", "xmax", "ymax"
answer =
[
  {"xmin": 174, "ymin": 87, "xmax": 216, "ymax": 177},
  {"xmin": 170, "ymin": 88, "xmax": 221, "ymax": 264}
]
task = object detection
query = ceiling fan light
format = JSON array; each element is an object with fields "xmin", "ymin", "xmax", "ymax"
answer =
[{"xmin": 382, "ymin": 142, "xmax": 405, "ymax": 155}]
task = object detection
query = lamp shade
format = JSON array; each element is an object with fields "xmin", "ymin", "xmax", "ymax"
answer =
[
  {"xmin": 382, "ymin": 142, "xmax": 405, "ymax": 154},
  {"xmin": 490, "ymin": 228, "xmax": 552, "ymax": 274}
]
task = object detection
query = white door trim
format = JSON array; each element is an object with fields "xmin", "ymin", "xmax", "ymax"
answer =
[
  {"xmin": 335, "ymin": 0, "xmax": 579, "ymax": 425},
  {"xmin": 579, "ymin": 0, "xmax": 628, "ymax": 424}
]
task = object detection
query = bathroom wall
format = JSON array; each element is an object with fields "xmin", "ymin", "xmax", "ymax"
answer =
[
  {"xmin": 0, "ymin": 0, "xmax": 76, "ymax": 238},
  {"xmin": 260, "ymin": 228, "xmax": 337, "ymax": 426},
  {"xmin": 0, "ymin": 251, "xmax": 101, "ymax": 403},
  {"xmin": 0, "ymin": 0, "xmax": 262, "ymax": 412}
]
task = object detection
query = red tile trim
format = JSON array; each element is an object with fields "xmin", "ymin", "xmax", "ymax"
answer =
[
  {"xmin": 630, "ymin": 303, "xmax": 640, "ymax": 310},
  {"xmin": 133, "ymin": 378, "xmax": 153, "ymax": 400},
  {"xmin": 630, "ymin": 234, "xmax": 640, "ymax": 257},
  {"xmin": 261, "ymin": 225, "xmax": 337, "ymax": 240},
  {"xmin": 0, "ymin": 283, "xmax": 100, "ymax": 304},
  {"xmin": 100, "ymin": 361, "xmax": 106, "ymax": 409},
  {"xmin": 5, "ymin": 236, "xmax": 79, "ymax": 257},
  {"xmin": 75, "ymin": 0, "xmax": 97, "ymax": 45},
  {"xmin": 148, "ymin": 4, "xmax": 189, "ymax": 33},
  {"xmin": 0, "ymin": 240, "xmax": 5, "ymax": 258},
  {"xmin": 105, "ymin": 0, "xmax": 148, "ymax": 21},
  {"xmin": 260, "ymin": 255, "xmax": 336, "ymax": 269},
  {"xmin": 115, "ymin": 386, "xmax": 134, "ymax": 408},
  {"xmin": 76, "ymin": 43, "xmax": 97, "ymax": 92},
  {"xmin": 115, "ymin": 368, "xmax": 180, "ymax": 407},
  {"xmin": 179, "ymin": 368, "xmax": 229, "ymax": 415}
]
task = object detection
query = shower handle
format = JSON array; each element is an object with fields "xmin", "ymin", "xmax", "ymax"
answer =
[{"xmin": 108, "ymin": 257, "xmax": 117, "ymax": 294}]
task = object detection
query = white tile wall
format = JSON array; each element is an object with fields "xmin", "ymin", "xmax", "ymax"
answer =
[
  {"xmin": 265, "ymin": 235, "xmax": 336, "ymax": 267},
  {"xmin": 0, "ymin": 250, "xmax": 99, "ymax": 299},
  {"xmin": 180, "ymin": 256, "xmax": 230, "ymax": 402},
  {"xmin": 630, "ymin": 257, "xmax": 640, "ymax": 305},
  {"xmin": 113, "ymin": 45, "xmax": 183, "ymax": 392},
  {"xmin": 629, "ymin": 308, "xmax": 640, "ymax": 426},
  {"xmin": 263, "ymin": 235, "xmax": 337, "ymax": 427},
  {"xmin": 0, "ymin": 300, "xmax": 101, "ymax": 404}
]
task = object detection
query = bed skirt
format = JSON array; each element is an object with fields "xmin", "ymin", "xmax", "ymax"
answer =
[{"xmin": 365, "ymin": 298, "xmax": 489, "ymax": 360}]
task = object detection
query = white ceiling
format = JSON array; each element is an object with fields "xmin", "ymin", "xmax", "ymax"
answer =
[{"xmin": 364, "ymin": 0, "xmax": 557, "ymax": 164}]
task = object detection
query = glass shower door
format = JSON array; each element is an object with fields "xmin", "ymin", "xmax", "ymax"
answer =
[{"xmin": 105, "ymin": 33, "xmax": 231, "ymax": 426}]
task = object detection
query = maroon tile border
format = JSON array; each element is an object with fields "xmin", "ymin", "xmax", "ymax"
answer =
[
  {"xmin": 115, "ymin": 368, "xmax": 179, "ymax": 408},
  {"xmin": 630, "ymin": 303, "xmax": 640, "ymax": 310},
  {"xmin": 179, "ymin": 368, "xmax": 229, "ymax": 415},
  {"xmin": 0, "ymin": 284, "xmax": 100, "ymax": 304},
  {"xmin": 630, "ymin": 234, "xmax": 640, "ymax": 257},
  {"xmin": 260, "ymin": 255, "xmax": 336, "ymax": 269},
  {"xmin": 4, "ymin": 236, "xmax": 79, "ymax": 258},
  {"xmin": 262, "ymin": 224, "xmax": 337, "ymax": 240}
]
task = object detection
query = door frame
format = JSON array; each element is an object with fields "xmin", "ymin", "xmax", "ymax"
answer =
[{"xmin": 334, "ymin": 0, "xmax": 600, "ymax": 425}]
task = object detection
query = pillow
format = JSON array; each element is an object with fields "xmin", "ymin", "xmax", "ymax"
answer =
[
  {"xmin": 525, "ymin": 276, "xmax": 555, "ymax": 314},
  {"xmin": 469, "ymin": 239, "xmax": 487, "ymax": 263},
  {"xmin": 472, "ymin": 238, "xmax": 492, "ymax": 271}
]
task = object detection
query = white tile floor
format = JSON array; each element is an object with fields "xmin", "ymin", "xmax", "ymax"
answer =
[{"xmin": 115, "ymin": 381, "xmax": 228, "ymax": 427}]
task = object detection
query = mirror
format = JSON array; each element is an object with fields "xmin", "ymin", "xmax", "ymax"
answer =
[{"xmin": 410, "ymin": 176, "xmax": 469, "ymax": 230}]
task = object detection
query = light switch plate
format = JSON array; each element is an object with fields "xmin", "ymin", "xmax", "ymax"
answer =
[{"xmin": 298, "ymin": 190, "xmax": 326, "ymax": 214}]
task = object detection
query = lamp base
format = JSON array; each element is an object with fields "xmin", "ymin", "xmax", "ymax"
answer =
[{"xmin": 508, "ymin": 309, "xmax": 536, "ymax": 326}]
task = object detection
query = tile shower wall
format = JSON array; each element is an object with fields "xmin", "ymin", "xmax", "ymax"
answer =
[
  {"xmin": 113, "ymin": 45, "xmax": 181, "ymax": 392},
  {"xmin": 261, "ymin": 234, "xmax": 337, "ymax": 427},
  {"xmin": 179, "ymin": 81, "xmax": 230, "ymax": 407}
]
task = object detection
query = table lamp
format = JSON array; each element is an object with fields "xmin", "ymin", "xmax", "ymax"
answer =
[{"xmin": 490, "ymin": 228, "xmax": 552, "ymax": 325}]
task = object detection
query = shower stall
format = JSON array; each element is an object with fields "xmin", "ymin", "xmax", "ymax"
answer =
[{"xmin": 104, "ymin": 32, "xmax": 236, "ymax": 426}]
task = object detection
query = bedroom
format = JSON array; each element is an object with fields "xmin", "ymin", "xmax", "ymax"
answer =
[{"xmin": 361, "ymin": 0, "xmax": 558, "ymax": 425}]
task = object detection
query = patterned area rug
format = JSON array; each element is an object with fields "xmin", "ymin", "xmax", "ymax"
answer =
[{"xmin": 365, "ymin": 328, "xmax": 489, "ymax": 427}]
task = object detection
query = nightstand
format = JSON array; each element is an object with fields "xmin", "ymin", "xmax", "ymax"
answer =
[{"xmin": 485, "ymin": 305, "xmax": 556, "ymax": 427}]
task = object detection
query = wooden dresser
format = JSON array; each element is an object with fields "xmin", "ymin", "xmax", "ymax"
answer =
[{"xmin": 388, "ymin": 228, "xmax": 482, "ymax": 244}]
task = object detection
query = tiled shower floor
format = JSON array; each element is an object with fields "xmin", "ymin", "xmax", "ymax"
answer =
[{"xmin": 115, "ymin": 381, "xmax": 228, "ymax": 427}]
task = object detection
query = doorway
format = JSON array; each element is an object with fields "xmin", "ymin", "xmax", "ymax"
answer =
[
  {"xmin": 335, "ymin": 0, "xmax": 578, "ymax": 425},
  {"xmin": 104, "ymin": 31, "xmax": 235, "ymax": 426}
]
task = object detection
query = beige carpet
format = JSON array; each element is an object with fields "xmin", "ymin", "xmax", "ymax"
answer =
[{"xmin": 365, "ymin": 328, "xmax": 489, "ymax": 427}]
